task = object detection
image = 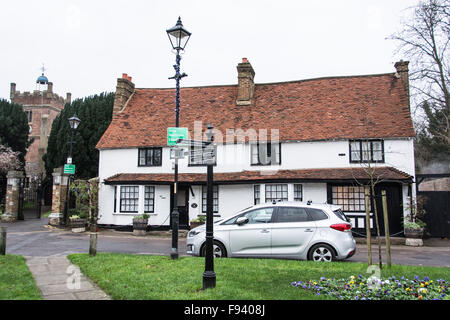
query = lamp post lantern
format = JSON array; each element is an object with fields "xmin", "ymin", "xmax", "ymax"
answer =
[
  {"xmin": 62, "ymin": 114, "xmax": 80, "ymax": 226},
  {"xmin": 166, "ymin": 17, "xmax": 191, "ymax": 259}
]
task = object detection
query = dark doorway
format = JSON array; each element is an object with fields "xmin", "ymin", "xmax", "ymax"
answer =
[
  {"xmin": 373, "ymin": 183, "xmax": 404, "ymax": 237},
  {"xmin": 170, "ymin": 184, "xmax": 190, "ymax": 230}
]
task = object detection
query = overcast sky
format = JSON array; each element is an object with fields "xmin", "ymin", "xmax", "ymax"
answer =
[{"xmin": 0, "ymin": 0, "xmax": 421, "ymax": 101}]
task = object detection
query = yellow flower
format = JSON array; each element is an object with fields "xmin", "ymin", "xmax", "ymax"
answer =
[
  {"xmin": 421, "ymin": 283, "xmax": 425, "ymax": 287},
  {"xmin": 425, "ymin": 282, "xmax": 429, "ymax": 286},
  {"xmin": 430, "ymin": 280, "xmax": 433, "ymax": 283},
  {"xmin": 418, "ymin": 295, "xmax": 423, "ymax": 300},
  {"xmin": 405, "ymin": 288, "xmax": 410, "ymax": 291}
]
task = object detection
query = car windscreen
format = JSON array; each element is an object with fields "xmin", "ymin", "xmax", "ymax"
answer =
[{"xmin": 333, "ymin": 209, "xmax": 350, "ymax": 222}]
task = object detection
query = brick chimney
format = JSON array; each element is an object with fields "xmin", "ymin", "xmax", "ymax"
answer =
[
  {"xmin": 113, "ymin": 73, "xmax": 135, "ymax": 118},
  {"xmin": 10, "ymin": 83, "xmax": 16, "ymax": 100},
  {"xmin": 66, "ymin": 92, "xmax": 72, "ymax": 104},
  {"xmin": 236, "ymin": 58, "xmax": 255, "ymax": 106},
  {"xmin": 395, "ymin": 60, "xmax": 410, "ymax": 102}
]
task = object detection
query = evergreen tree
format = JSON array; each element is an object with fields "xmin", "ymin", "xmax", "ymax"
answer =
[
  {"xmin": 44, "ymin": 92, "xmax": 114, "ymax": 179},
  {"xmin": 0, "ymin": 99, "xmax": 30, "ymax": 165}
]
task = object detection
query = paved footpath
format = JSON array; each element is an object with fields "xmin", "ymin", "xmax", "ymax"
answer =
[{"xmin": 25, "ymin": 255, "xmax": 111, "ymax": 300}]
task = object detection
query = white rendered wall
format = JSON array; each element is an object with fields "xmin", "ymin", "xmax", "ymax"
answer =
[{"xmin": 98, "ymin": 138, "xmax": 415, "ymax": 226}]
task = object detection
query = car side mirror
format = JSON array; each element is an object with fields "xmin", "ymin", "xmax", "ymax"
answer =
[{"xmin": 236, "ymin": 217, "xmax": 249, "ymax": 225}]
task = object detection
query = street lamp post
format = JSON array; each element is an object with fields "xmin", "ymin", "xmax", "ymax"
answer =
[
  {"xmin": 61, "ymin": 114, "xmax": 81, "ymax": 226},
  {"xmin": 166, "ymin": 17, "xmax": 191, "ymax": 260},
  {"xmin": 203, "ymin": 124, "xmax": 216, "ymax": 289}
]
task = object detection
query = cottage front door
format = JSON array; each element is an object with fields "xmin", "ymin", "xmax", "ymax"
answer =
[{"xmin": 175, "ymin": 185, "xmax": 189, "ymax": 230}]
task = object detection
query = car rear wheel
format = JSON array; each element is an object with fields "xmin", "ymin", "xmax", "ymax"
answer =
[
  {"xmin": 308, "ymin": 244, "xmax": 336, "ymax": 262},
  {"xmin": 201, "ymin": 241, "xmax": 227, "ymax": 258}
]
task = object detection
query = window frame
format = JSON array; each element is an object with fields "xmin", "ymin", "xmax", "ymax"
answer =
[
  {"xmin": 349, "ymin": 139, "xmax": 385, "ymax": 164},
  {"xmin": 330, "ymin": 184, "xmax": 370, "ymax": 213},
  {"xmin": 144, "ymin": 186, "xmax": 155, "ymax": 213},
  {"xmin": 293, "ymin": 184, "xmax": 303, "ymax": 202},
  {"xmin": 254, "ymin": 185, "xmax": 260, "ymax": 205},
  {"xmin": 119, "ymin": 186, "xmax": 139, "ymax": 213},
  {"xmin": 138, "ymin": 147, "xmax": 162, "ymax": 167},
  {"xmin": 265, "ymin": 184, "xmax": 288, "ymax": 203},
  {"xmin": 202, "ymin": 185, "xmax": 219, "ymax": 213},
  {"xmin": 250, "ymin": 142, "xmax": 281, "ymax": 166}
]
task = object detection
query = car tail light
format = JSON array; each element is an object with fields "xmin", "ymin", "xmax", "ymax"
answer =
[{"xmin": 330, "ymin": 223, "xmax": 352, "ymax": 232}]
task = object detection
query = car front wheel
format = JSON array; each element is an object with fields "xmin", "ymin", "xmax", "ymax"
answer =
[
  {"xmin": 308, "ymin": 244, "xmax": 336, "ymax": 262},
  {"xmin": 201, "ymin": 241, "xmax": 227, "ymax": 258}
]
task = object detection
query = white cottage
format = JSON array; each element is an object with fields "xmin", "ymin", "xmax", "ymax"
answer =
[{"xmin": 96, "ymin": 59, "xmax": 416, "ymax": 236}]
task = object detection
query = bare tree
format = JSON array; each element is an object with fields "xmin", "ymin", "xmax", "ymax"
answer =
[{"xmin": 390, "ymin": 0, "xmax": 450, "ymax": 164}]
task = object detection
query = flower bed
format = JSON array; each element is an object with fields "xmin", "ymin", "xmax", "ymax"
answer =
[{"xmin": 291, "ymin": 275, "xmax": 449, "ymax": 300}]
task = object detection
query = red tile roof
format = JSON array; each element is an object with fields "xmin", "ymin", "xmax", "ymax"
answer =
[
  {"xmin": 104, "ymin": 167, "xmax": 412, "ymax": 184},
  {"xmin": 97, "ymin": 73, "xmax": 415, "ymax": 149}
]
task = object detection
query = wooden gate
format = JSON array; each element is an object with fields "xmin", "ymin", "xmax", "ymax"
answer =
[{"xmin": 418, "ymin": 191, "xmax": 450, "ymax": 238}]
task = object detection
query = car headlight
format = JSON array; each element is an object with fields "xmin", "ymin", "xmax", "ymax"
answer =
[{"xmin": 188, "ymin": 230, "xmax": 203, "ymax": 237}]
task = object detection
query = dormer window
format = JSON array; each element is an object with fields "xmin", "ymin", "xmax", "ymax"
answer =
[
  {"xmin": 349, "ymin": 140, "xmax": 384, "ymax": 163},
  {"xmin": 138, "ymin": 148, "xmax": 162, "ymax": 166},
  {"xmin": 251, "ymin": 142, "xmax": 281, "ymax": 166}
]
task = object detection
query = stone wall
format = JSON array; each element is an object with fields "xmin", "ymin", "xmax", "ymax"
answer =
[
  {"xmin": 1, "ymin": 171, "xmax": 24, "ymax": 222},
  {"xmin": 419, "ymin": 178, "xmax": 450, "ymax": 191},
  {"xmin": 48, "ymin": 167, "xmax": 70, "ymax": 226}
]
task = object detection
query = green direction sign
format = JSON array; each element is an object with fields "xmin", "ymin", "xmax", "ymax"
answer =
[
  {"xmin": 64, "ymin": 164, "xmax": 75, "ymax": 174},
  {"xmin": 167, "ymin": 127, "xmax": 188, "ymax": 146}
]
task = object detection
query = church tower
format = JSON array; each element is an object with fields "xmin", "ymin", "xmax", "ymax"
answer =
[{"xmin": 10, "ymin": 66, "xmax": 71, "ymax": 183}]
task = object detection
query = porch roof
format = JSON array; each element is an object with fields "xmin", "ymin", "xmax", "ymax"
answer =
[{"xmin": 104, "ymin": 167, "xmax": 412, "ymax": 185}]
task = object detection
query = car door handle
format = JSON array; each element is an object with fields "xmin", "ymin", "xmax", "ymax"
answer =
[
  {"xmin": 261, "ymin": 229, "xmax": 270, "ymax": 233},
  {"xmin": 305, "ymin": 229, "xmax": 314, "ymax": 232}
]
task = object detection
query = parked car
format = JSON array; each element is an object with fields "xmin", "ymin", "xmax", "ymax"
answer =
[{"xmin": 186, "ymin": 201, "xmax": 356, "ymax": 262}]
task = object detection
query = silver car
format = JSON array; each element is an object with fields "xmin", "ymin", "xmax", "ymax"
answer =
[{"xmin": 186, "ymin": 201, "xmax": 356, "ymax": 262}]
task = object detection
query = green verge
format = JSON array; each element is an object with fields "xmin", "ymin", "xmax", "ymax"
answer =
[
  {"xmin": 68, "ymin": 253, "xmax": 450, "ymax": 300},
  {"xmin": 0, "ymin": 255, "xmax": 42, "ymax": 300}
]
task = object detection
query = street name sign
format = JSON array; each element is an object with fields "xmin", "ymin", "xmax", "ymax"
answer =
[
  {"xmin": 167, "ymin": 127, "xmax": 188, "ymax": 146},
  {"xmin": 64, "ymin": 164, "xmax": 75, "ymax": 174}
]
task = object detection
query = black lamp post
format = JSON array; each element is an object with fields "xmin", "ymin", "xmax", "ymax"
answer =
[
  {"xmin": 166, "ymin": 17, "xmax": 191, "ymax": 260},
  {"xmin": 203, "ymin": 124, "xmax": 216, "ymax": 289},
  {"xmin": 62, "ymin": 114, "xmax": 80, "ymax": 226}
]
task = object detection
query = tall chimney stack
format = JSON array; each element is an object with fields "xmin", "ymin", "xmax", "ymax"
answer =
[
  {"xmin": 113, "ymin": 74, "xmax": 135, "ymax": 118},
  {"xmin": 66, "ymin": 92, "xmax": 72, "ymax": 104},
  {"xmin": 10, "ymin": 83, "xmax": 16, "ymax": 100},
  {"xmin": 236, "ymin": 58, "xmax": 255, "ymax": 106},
  {"xmin": 395, "ymin": 60, "xmax": 410, "ymax": 103}
]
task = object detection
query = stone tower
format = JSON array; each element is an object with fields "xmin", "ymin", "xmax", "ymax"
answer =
[{"xmin": 10, "ymin": 70, "xmax": 71, "ymax": 182}]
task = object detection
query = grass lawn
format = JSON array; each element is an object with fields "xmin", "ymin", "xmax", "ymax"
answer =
[
  {"xmin": 0, "ymin": 255, "xmax": 42, "ymax": 300},
  {"xmin": 68, "ymin": 253, "xmax": 450, "ymax": 300}
]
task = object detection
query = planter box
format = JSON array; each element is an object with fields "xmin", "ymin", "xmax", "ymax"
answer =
[
  {"xmin": 70, "ymin": 218, "xmax": 87, "ymax": 233},
  {"xmin": 133, "ymin": 218, "xmax": 148, "ymax": 236},
  {"xmin": 405, "ymin": 227, "xmax": 424, "ymax": 247},
  {"xmin": 404, "ymin": 227, "xmax": 424, "ymax": 239}
]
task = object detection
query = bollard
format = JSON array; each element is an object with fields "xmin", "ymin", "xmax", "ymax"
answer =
[
  {"xmin": 89, "ymin": 232, "xmax": 98, "ymax": 257},
  {"xmin": 0, "ymin": 227, "xmax": 7, "ymax": 255},
  {"xmin": 382, "ymin": 190, "xmax": 392, "ymax": 268}
]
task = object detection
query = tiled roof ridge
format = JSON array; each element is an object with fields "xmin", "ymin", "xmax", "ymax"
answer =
[{"xmin": 133, "ymin": 72, "xmax": 396, "ymax": 91}]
